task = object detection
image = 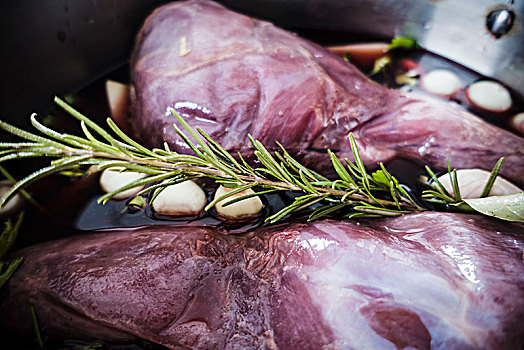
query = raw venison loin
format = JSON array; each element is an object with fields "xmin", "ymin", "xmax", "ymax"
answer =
[
  {"xmin": 1, "ymin": 212, "xmax": 523, "ymax": 349},
  {"xmin": 129, "ymin": 0, "xmax": 524, "ymax": 187}
]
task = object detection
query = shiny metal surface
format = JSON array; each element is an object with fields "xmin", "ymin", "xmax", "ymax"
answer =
[
  {"xmin": 0, "ymin": 0, "xmax": 522, "ymax": 125},
  {"xmin": 486, "ymin": 8, "xmax": 515, "ymax": 38},
  {"xmin": 222, "ymin": 0, "xmax": 524, "ymax": 96},
  {"xmin": 0, "ymin": 0, "xmax": 165, "ymax": 125}
]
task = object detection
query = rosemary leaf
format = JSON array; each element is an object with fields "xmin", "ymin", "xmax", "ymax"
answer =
[
  {"xmin": 424, "ymin": 165, "xmax": 454, "ymax": 201},
  {"xmin": 389, "ymin": 180, "xmax": 401, "ymax": 209},
  {"xmin": 353, "ymin": 205, "xmax": 408, "ymax": 216},
  {"xmin": 328, "ymin": 149, "xmax": 355, "ymax": 186},
  {"xmin": 0, "ymin": 212, "xmax": 24, "ymax": 258},
  {"xmin": 30, "ymin": 114, "xmax": 87, "ymax": 150},
  {"xmin": 348, "ymin": 212, "xmax": 381, "ymax": 219},
  {"xmin": 345, "ymin": 157, "xmax": 362, "ymax": 180},
  {"xmin": 480, "ymin": 157, "xmax": 504, "ymax": 198},
  {"xmin": 55, "ymin": 96, "xmax": 119, "ymax": 147},
  {"xmin": 1, "ymin": 155, "xmax": 91, "ymax": 207},
  {"xmin": 277, "ymin": 142, "xmax": 328, "ymax": 181},
  {"xmin": 0, "ymin": 119, "xmax": 66, "ymax": 149},
  {"xmin": 237, "ymin": 151, "xmax": 257, "ymax": 175},
  {"xmin": 348, "ymin": 134, "xmax": 371, "ymax": 193},
  {"xmin": 98, "ymin": 171, "xmax": 179, "ymax": 204},
  {"xmin": 250, "ymin": 137, "xmax": 292, "ymax": 183},
  {"xmin": 451, "ymin": 169, "xmax": 461, "ymax": 202},
  {"xmin": 197, "ymin": 127, "xmax": 243, "ymax": 169},
  {"xmin": 0, "ymin": 213, "xmax": 25, "ymax": 289},
  {"xmin": 95, "ymin": 161, "xmax": 166, "ymax": 175},
  {"xmin": 0, "ymin": 257, "xmax": 24, "ymax": 289},
  {"xmin": 147, "ymin": 175, "xmax": 199, "ymax": 203},
  {"xmin": 222, "ymin": 188, "xmax": 277, "ymax": 207},
  {"xmin": 173, "ymin": 124, "xmax": 205, "ymax": 159},
  {"xmin": 299, "ymin": 169, "xmax": 319, "ymax": 194},
  {"xmin": 80, "ymin": 121, "xmax": 121, "ymax": 154},
  {"xmin": 0, "ymin": 151, "xmax": 48, "ymax": 164},
  {"xmin": 311, "ymin": 181, "xmax": 337, "ymax": 187},
  {"xmin": 29, "ymin": 302, "xmax": 44, "ymax": 349},
  {"xmin": 106, "ymin": 118, "xmax": 160, "ymax": 158},
  {"xmin": 266, "ymin": 194, "xmax": 317, "ymax": 223},
  {"xmin": 0, "ymin": 142, "xmax": 47, "ymax": 148},
  {"xmin": 308, "ymin": 202, "xmax": 348, "ymax": 221},
  {"xmin": 204, "ymin": 183, "xmax": 258, "ymax": 211}
]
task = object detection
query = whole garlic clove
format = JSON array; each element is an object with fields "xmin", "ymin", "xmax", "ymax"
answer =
[
  {"xmin": 105, "ymin": 80, "xmax": 130, "ymax": 133},
  {"xmin": 437, "ymin": 169, "xmax": 521, "ymax": 199},
  {"xmin": 420, "ymin": 69, "xmax": 462, "ymax": 98},
  {"xmin": 0, "ymin": 180, "xmax": 25, "ymax": 219},
  {"xmin": 214, "ymin": 186, "xmax": 263, "ymax": 220},
  {"xmin": 509, "ymin": 112, "xmax": 524, "ymax": 136},
  {"xmin": 152, "ymin": 180, "xmax": 207, "ymax": 216},
  {"xmin": 99, "ymin": 168, "xmax": 147, "ymax": 200},
  {"xmin": 465, "ymin": 80, "xmax": 512, "ymax": 113}
]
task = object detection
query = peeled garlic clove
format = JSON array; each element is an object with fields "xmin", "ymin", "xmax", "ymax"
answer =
[
  {"xmin": 437, "ymin": 169, "xmax": 521, "ymax": 199},
  {"xmin": 152, "ymin": 180, "xmax": 206, "ymax": 216},
  {"xmin": 99, "ymin": 168, "xmax": 146, "ymax": 200},
  {"xmin": 466, "ymin": 80, "xmax": 512, "ymax": 112},
  {"xmin": 509, "ymin": 112, "xmax": 524, "ymax": 135},
  {"xmin": 105, "ymin": 80, "xmax": 130, "ymax": 133},
  {"xmin": 420, "ymin": 69, "xmax": 461, "ymax": 97},
  {"xmin": 214, "ymin": 186, "xmax": 263, "ymax": 220},
  {"xmin": 0, "ymin": 180, "xmax": 24, "ymax": 218}
]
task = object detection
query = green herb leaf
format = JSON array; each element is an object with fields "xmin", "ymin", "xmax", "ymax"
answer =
[
  {"xmin": 388, "ymin": 37, "xmax": 419, "ymax": 51},
  {"xmin": 0, "ymin": 213, "xmax": 25, "ymax": 291},
  {"xmin": 464, "ymin": 192, "xmax": 524, "ymax": 222},
  {"xmin": 480, "ymin": 157, "xmax": 504, "ymax": 198},
  {"xmin": 29, "ymin": 302, "xmax": 45, "ymax": 349},
  {"xmin": 308, "ymin": 202, "xmax": 348, "ymax": 221},
  {"xmin": 0, "ymin": 212, "xmax": 24, "ymax": 258},
  {"xmin": 370, "ymin": 55, "xmax": 391, "ymax": 76},
  {"xmin": 0, "ymin": 99, "xmax": 430, "ymax": 224},
  {"xmin": 371, "ymin": 169, "xmax": 390, "ymax": 186},
  {"xmin": 0, "ymin": 257, "xmax": 24, "ymax": 289},
  {"xmin": 205, "ymin": 183, "xmax": 258, "ymax": 211}
]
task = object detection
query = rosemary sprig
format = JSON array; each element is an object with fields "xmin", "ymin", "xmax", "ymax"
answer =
[
  {"xmin": 421, "ymin": 158, "xmax": 504, "ymax": 209},
  {"xmin": 0, "ymin": 97, "xmax": 425, "ymax": 223}
]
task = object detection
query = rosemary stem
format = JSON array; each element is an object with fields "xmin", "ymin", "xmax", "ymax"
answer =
[
  {"xmin": 0, "ymin": 100, "xmax": 428, "ymax": 221},
  {"xmin": 78, "ymin": 149, "xmax": 416, "ymax": 209}
]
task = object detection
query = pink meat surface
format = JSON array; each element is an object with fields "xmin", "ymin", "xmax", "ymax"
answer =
[
  {"xmin": 129, "ymin": 0, "xmax": 524, "ymax": 187},
  {"xmin": 2, "ymin": 212, "xmax": 523, "ymax": 349}
]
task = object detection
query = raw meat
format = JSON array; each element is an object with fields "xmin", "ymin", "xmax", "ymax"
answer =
[
  {"xmin": 129, "ymin": 0, "xmax": 524, "ymax": 187},
  {"xmin": 2, "ymin": 212, "xmax": 523, "ymax": 349}
]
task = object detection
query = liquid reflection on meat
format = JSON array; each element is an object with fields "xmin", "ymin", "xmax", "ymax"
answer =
[
  {"xmin": 129, "ymin": 0, "xmax": 524, "ymax": 187},
  {"xmin": 1, "ymin": 212, "xmax": 523, "ymax": 349}
]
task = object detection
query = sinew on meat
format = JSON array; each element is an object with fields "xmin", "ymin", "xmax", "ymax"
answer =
[
  {"xmin": 129, "ymin": 0, "xmax": 524, "ymax": 187},
  {"xmin": 1, "ymin": 213, "xmax": 523, "ymax": 349}
]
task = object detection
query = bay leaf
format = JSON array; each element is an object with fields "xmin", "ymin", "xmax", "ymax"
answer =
[{"xmin": 464, "ymin": 192, "xmax": 524, "ymax": 222}]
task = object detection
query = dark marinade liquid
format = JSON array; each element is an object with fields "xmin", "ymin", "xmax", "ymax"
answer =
[{"xmin": 4, "ymin": 29, "xmax": 523, "ymax": 350}]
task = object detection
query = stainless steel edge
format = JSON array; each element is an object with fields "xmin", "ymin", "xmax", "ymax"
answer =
[{"xmin": 221, "ymin": 0, "xmax": 524, "ymax": 98}]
